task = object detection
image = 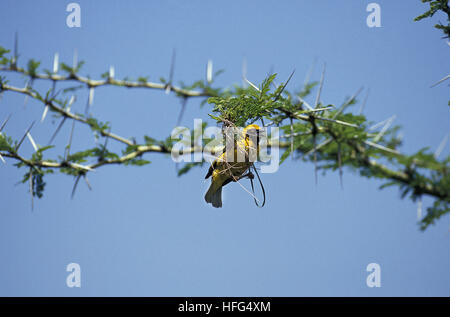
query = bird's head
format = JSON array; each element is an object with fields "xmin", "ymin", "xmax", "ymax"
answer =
[{"xmin": 242, "ymin": 124, "xmax": 261, "ymax": 148}]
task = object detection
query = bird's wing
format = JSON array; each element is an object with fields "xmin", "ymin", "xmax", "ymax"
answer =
[
  {"xmin": 205, "ymin": 163, "xmax": 215, "ymax": 179},
  {"xmin": 204, "ymin": 152, "xmax": 225, "ymax": 179}
]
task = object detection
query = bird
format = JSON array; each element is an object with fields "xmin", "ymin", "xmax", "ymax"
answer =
[{"xmin": 204, "ymin": 124, "xmax": 261, "ymax": 208}]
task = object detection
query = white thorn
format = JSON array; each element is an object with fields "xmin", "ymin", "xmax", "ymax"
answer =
[
  {"xmin": 206, "ymin": 59, "xmax": 213, "ymax": 84},
  {"xmin": 41, "ymin": 105, "xmax": 49, "ymax": 123},
  {"xmin": 27, "ymin": 132, "xmax": 38, "ymax": 152},
  {"xmin": 305, "ymin": 138, "xmax": 332, "ymax": 156},
  {"xmin": 242, "ymin": 58, "xmax": 247, "ymax": 88},
  {"xmin": 303, "ymin": 58, "xmax": 317, "ymax": 87},
  {"xmin": 71, "ymin": 163, "xmax": 95, "ymax": 172},
  {"xmin": 315, "ymin": 116, "xmax": 358, "ymax": 128},
  {"xmin": 23, "ymin": 83, "xmax": 30, "ymax": 107},
  {"xmin": 0, "ymin": 153, "xmax": 5, "ymax": 164},
  {"xmin": 358, "ymin": 88, "xmax": 370, "ymax": 115},
  {"xmin": 369, "ymin": 117, "xmax": 390, "ymax": 131},
  {"xmin": 73, "ymin": 49, "xmax": 78, "ymax": 69},
  {"xmin": 67, "ymin": 95, "xmax": 75, "ymax": 112},
  {"xmin": 434, "ymin": 133, "xmax": 449, "ymax": 159},
  {"xmin": 53, "ymin": 52, "xmax": 59, "ymax": 74},
  {"xmin": 373, "ymin": 115, "xmax": 396, "ymax": 142},
  {"xmin": 364, "ymin": 140, "xmax": 400, "ymax": 155},
  {"xmin": 430, "ymin": 74, "xmax": 450, "ymax": 88},
  {"xmin": 304, "ymin": 106, "xmax": 334, "ymax": 113},
  {"xmin": 244, "ymin": 78, "xmax": 260, "ymax": 92},
  {"xmin": 333, "ymin": 87, "xmax": 364, "ymax": 119},
  {"xmin": 314, "ymin": 63, "xmax": 326, "ymax": 108},
  {"xmin": 109, "ymin": 65, "xmax": 115, "ymax": 79},
  {"xmin": 13, "ymin": 32, "xmax": 18, "ymax": 66},
  {"xmin": 298, "ymin": 96, "xmax": 313, "ymax": 110},
  {"xmin": 88, "ymin": 88, "xmax": 95, "ymax": 109}
]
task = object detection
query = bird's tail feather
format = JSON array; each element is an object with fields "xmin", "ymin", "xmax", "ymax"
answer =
[{"xmin": 205, "ymin": 184, "xmax": 222, "ymax": 208}]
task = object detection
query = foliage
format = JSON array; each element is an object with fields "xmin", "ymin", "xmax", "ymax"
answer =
[{"xmin": 415, "ymin": 0, "xmax": 450, "ymax": 38}]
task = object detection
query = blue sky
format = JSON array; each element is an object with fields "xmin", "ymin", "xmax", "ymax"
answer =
[{"xmin": 0, "ymin": 0, "xmax": 449, "ymax": 296}]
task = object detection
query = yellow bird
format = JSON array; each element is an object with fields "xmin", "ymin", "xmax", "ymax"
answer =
[{"xmin": 204, "ymin": 124, "xmax": 261, "ymax": 208}]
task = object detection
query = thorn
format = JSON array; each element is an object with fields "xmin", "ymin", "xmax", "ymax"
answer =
[
  {"xmin": 303, "ymin": 106, "xmax": 334, "ymax": 113},
  {"xmin": 53, "ymin": 52, "xmax": 59, "ymax": 74},
  {"xmin": 92, "ymin": 130, "xmax": 100, "ymax": 146},
  {"xmin": 206, "ymin": 59, "xmax": 213, "ymax": 84},
  {"xmin": 304, "ymin": 138, "xmax": 333, "ymax": 156},
  {"xmin": 417, "ymin": 197, "xmax": 422, "ymax": 221},
  {"xmin": 165, "ymin": 48, "xmax": 176, "ymax": 94},
  {"xmin": 397, "ymin": 132, "xmax": 405, "ymax": 142},
  {"xmin": 89, "ymin": 87, "xmax": 94, "ymax": 105},
  {"xmin": 313, "ymin": 134, "xmax": 318, "ymax": 185},
  {"xmin": 72, "ymin": 48, "xmax": 78, "ymax": 70},
  {"xmin": 71, "ymin": 174, "xmax": 81, "ymax": 199},
  {"xmin": 314, "ymin": 63, "xmax": 326, "ymax": 108},
  {"xmin": 314, "ymin": 116, "xmax": 358, "ymax": 128},
  {"xmin": 85, "ymin": 87, "xmax": 94, "ymax": 115},
  {"xmin": 368, "ymin": 115, "xmax": 395, "ymax": 131},
  {"xmin": 273, "ymin": 69, "xmax": 295, "ymax": 102},
  {"xmin": 23, "ymin": 79, "xmax": 33, "ymax": 107},
  {"xmin": 0, "ymin": 114, "xmax": 12, "ymax": 132},
  {"xmin": 12, "ymin": 32, "xmax": 18, "ymax": 67},
  {"xmin": 15, "ymin": 121, "xmax": 36, "ymax": 151},
  {"xmin": 27, "ymin": 132, "xmax": 38, "ymax": 152},
  {"xmin": 280, "ymin": 131, "xmax": 311, "ymax": 139},
  {"xmin": 364, "ymin": 140, "xmax": 400, "ymax": 155},
  {"xmin": 65, "ymin": 120, "xmax": 76, "ymax": 160},
  {"xmin": 109, "ymin": 65, "xmax": 115, "ymax": 79},
  {"xmin": 434, "ymin": 133, "xmax": 449, "ymax": 159},
  {"xmin": 176, "ymin": 97, "xmax": 188, "ymax": 126},
  {"xmin": 267, "ymin": 65, "xmax": 275, "ymax": 77},
  {"xmin": 358, "ymin": 88, "xmax": 370, "ymax": 115},
  {"xmin": 71, "ymin": 163, "xmax": 94, "ymax": 172},
  {"xmin": 103, "ymin": 128, "xmax": 110, "ymax": 149},
  {"xmin": 50, "ymin": 80, "xmax": 57, "ymax": 101},
  {"xmin": 430, "ymin": 74, "xmax": 449, "ymax": 88},
  {"xmin": 303, "ymin": 57, "xmax": 317, "ymax": 87},
  {"xmin": 333, "ymin": 86, "xmax": 364, "ymax": 119},
  {"xmin": 67, "ymin": 95, "xmax": 76, "ymax": 112},
  {"xmin": 242, "ymin": 57, "xmax": 247, "ymax": 88},
  {"xmin": 0, "ymin": 153, "xmax": 5, "ymax": 164},
  {"xmin": 29, "ymin": 168, "xmax": 34, "ymax": 211},
  {"xmin": 83, "ymin": 174, "xmax": 92, "ymax": 191},
  {"xmin": 41, "ymin": 105, "xmax": 49, "ymax": 123},
  {"xmin": 244, "ymin": 78, "xmax": 261, "ymax": 92},
  {"xmin": 169, "ymin": 48, "xmax": 176, "ymax": 83},
  {"xmin": 266, "ymin": 66, "xmax": 280, "ymax": 88},
  {"xmin": 48, "ymin": 117, "xmax": 66, "ymax": 145},
  {"xmin": 297, "ymin": 96, "xmax": 313, "ymax": 110},
  {"xmin": 373, "ymin": 115, "xmax": 396, "ymax": 143}
]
